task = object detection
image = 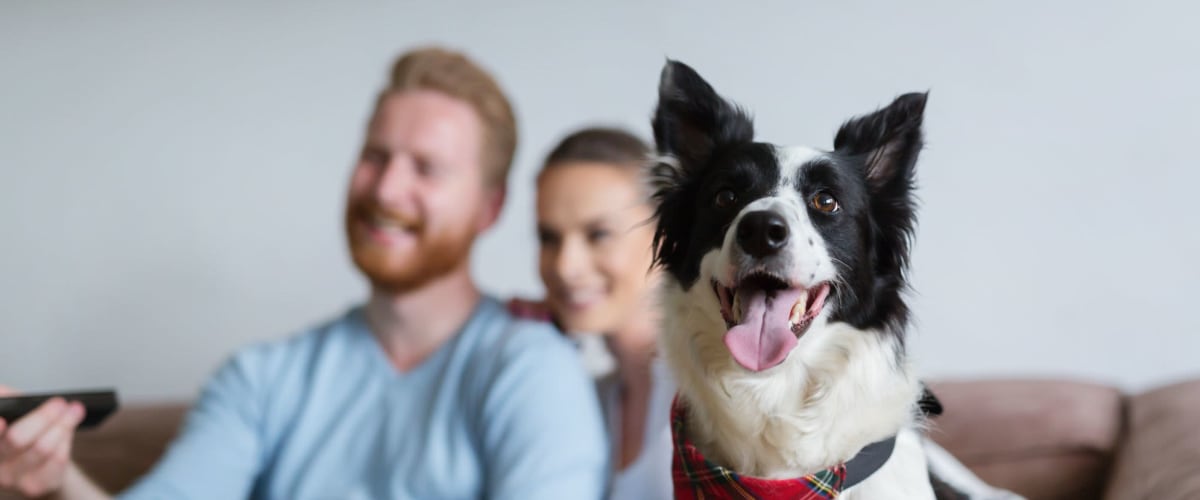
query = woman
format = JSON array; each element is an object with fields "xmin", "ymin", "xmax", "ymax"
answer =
[{"xmin": 510, "ymin": 127, "xmax": 674, "ymax": 499}]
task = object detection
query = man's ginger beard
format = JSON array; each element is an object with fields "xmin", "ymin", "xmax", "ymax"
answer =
[{"xmin": 345, "ymin": 202, "xmax": 478, "ymax": 294}]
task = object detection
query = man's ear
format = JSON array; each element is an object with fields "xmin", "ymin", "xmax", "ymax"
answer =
[{"xmin": 476, "ymin": 185, "xmax": 506, "ymax": 232}]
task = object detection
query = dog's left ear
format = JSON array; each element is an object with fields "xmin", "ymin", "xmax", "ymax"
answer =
[
  {"xmin": 834, "ymin": 93, "xmax": 927, "ymax": 331},
  {"xmin": 833, "ymin": 92, "xmax": 928, "ymax": 192}
]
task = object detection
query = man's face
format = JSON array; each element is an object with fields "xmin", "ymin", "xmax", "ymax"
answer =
[{"xmin": 345, "ymin": 89, "xmax": 501, "ymax": 293}]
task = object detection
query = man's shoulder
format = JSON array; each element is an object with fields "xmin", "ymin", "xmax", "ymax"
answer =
[
  {"xmin": 450, "ymin": 297, "xmax": 588, "ymax": 393},
  {"xmin": 189, "ymin": 305, "xmax": 368, "ymax": 413},
  {"xmin": 221, "ymin": 306, "xmax": 364, "ymax": 374},
  {"xmin": 460, "ymin": 298, "xmax": 601, "ymax": 417},
  {"xmin": 468, "ymin": 296, "xmax": 575, "ymax": 361}
]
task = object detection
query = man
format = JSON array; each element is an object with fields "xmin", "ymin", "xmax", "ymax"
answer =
[{"xmin": 0, "ymin": 47, "xmax": 610, "ymax": 499}]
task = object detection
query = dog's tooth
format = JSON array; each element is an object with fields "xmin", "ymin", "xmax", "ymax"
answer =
[
  {"xmin": 789, "ymin": 291, "xmax": 808, "ymax": 326},
  {"xmin": 732, "ymin": 290, "xmax": 741, "ymax": 323}
]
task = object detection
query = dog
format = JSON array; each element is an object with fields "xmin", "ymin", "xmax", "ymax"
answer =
[{"xmin": 646, "ymin": 59, "xmax": 1023, "ymax": 499}]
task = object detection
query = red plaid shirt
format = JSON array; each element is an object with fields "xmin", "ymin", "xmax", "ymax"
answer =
[{"xmin": 671, "ymin": 398, "xmax": 846, "ymax": 499}]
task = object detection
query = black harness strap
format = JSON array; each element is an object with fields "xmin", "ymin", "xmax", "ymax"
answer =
[{"xmin": 842, "ymin": 435, "xmax": 898, "ymax": 489}]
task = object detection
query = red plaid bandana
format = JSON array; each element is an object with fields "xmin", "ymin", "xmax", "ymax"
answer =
[{"xmin": 671, "ymin": 397, "xmax": 846, "ymax": 499}]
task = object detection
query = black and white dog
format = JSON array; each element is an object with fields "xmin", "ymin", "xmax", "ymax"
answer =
[{"xmin": 648, "ymin": 60, "xmax": 1022, "ymax": 499}]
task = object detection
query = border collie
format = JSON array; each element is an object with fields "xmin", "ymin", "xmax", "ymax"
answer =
[{"xmin": 647, "ymin": 60, "xmax": 1023, "ymax": 499}]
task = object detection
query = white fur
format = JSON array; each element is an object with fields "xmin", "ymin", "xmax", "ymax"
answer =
[
  {"xmin": 647, "ymin": 154, "xmax": 684, "ymax": 195},
  {"xmin": 922, "ymin": 438, "xmax": 1027, "ymax": 499},
  {"xmin": 720, "ymin": 194, "xmax": 837, "ymax": 289},
  {"xmin": 776, "ymin": 146, "xmax": 825, "ymax": 188},
  {"xmin": 658, "ymin": 145, "xmax": 1025, "ymax": 499},
  {"xmin": 846, "ymin": 434, "xmax": 1025, "ymax": 498},
  {"xmin": 658, "ymin": 275, "xmax": 922, "ymax": 480},
  {"xmin": 712, "ymin": 147, "xmax": 836, "ymax": 289},
  {"xmin": 841, "ymin": 428, "xmax": 935, "ymax": 499},
  {"xmin": 659, "ymin": 148, "xmax": 927, "ymax": 482}
]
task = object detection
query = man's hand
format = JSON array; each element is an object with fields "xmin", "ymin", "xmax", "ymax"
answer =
[{"xmin": 0, "ymin": 385, "xmax": 85, "ymax": 498}]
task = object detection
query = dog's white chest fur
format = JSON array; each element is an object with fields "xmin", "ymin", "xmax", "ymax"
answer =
[
  {"xmin": 660, "ymin": 287, "xmax": 940, "ymax": 499},
  {"xmin": 660, "ymin": 283, "xmax": 926, "ymax": 479}
]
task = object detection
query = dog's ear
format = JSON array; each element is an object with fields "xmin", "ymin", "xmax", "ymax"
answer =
[
  {"xmin": 650, "ymin": 59, "xmax": 754, "ymax": 191},
  {"xmin": 834, "ymin": 93, "xmax": 927, "ymax": 334},
  {"xmin": 833, "ymin": 92, "xmax": 927, "ymax": 193},
  {"xmin": 647, "ymin": 60, "xmax": 752, "ymax": 286}
]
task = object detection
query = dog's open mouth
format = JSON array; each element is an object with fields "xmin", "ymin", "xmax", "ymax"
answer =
[{"xmin": 712, "ymin": 273, "xmax": 831, "ymax": 372}]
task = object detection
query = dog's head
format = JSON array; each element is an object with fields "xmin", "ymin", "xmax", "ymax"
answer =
[{"xmin": 649, "ymin": 60, "xmax": 926, "ymax": 373}]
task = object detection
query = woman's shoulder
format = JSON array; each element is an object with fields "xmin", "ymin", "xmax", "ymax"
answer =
[{"xmin": 505, "ymin": 297, "xmax": 553, "ymax": 322}]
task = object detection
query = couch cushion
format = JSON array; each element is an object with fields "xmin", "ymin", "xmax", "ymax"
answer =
[
  {"xmin": 1104, "ymin": 379, "xmax": 1200, "ymax": 500},
  {"xmin": 76, "ymin": 403, "xmax": 189, "ymax": 495},
  {"xmin": 926, "ymin": 379, "xmax": 1124, "ymax": 500},
  {"xmin": 72, "ymin": 403, "xmax": 189, "ymax": 493}
]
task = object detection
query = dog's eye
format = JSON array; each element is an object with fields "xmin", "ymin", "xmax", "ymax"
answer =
[
  {"xmin": 809, "ymin": 192, "xmax": 839, "ymax": 213},
  {"xmin": 715, "ymin": 189, "xmax": 737, "ymax": 209}
]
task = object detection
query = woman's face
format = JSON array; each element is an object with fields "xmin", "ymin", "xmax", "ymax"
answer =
[{"xmin": 537, "ymin": 162, "xmax": 657, "ymax": 334}]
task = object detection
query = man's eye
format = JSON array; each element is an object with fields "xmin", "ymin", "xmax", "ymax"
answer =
[
  {"xmin": 362, "ymin": 148, "xmax": 388, "ymax": 165},
  {"xmin": 415, "ymin": 159, "xmax": 435, "ymax": 176}
]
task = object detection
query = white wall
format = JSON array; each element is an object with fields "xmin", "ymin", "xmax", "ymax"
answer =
[{"xmin": 2, "ymin": 1, "xmax": 1196, "ymax": 401}]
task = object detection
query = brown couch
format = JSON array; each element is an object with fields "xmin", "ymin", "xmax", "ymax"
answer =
[
  {"xmin": 928, "ymin": 378, "xmax": 1200, "ymax": 499},
  {"xmin": 4, "ymin": 378, "xmax": 1198, "ymax": 499}
]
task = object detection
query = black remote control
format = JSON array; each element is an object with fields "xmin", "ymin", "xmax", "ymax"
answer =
[{"xmin": 0, "ymin": 389, "xmax": 119, "ymax": 430}]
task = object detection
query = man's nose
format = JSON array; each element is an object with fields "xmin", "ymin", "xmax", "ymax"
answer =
[{"xmin": 372, "ymin": 157, "xmax": 417, "ymax": 205}]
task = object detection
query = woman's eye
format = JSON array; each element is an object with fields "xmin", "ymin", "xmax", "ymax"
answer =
[
  {"xmin": 537, "ymin": 230, "xmax": 559, "ymax": 246},
  {"xmin": 809, "ymin": 192, "xmax": 840, "ymax": 213},
  {"xmin": 715, "ymin": 189, "xmax": 737, "ymax": 209}
]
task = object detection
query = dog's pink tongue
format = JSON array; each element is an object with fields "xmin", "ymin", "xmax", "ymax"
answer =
[{"xmin": 723, "ymin": 288, "xmax": 805, "ymax": 372}]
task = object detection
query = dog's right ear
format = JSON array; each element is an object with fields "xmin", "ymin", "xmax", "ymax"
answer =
[{"xmin": 650, "ymin": 59, "xmax": 754, "ymax": 192}]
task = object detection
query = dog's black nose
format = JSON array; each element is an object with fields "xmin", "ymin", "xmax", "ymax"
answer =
[{"xmin": 736, "ymin": 211, "xmax": 789, "ymax": 257}]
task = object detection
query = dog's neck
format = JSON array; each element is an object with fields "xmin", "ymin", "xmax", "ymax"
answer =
[{"xmin": 660, "ymin": 288, "xmax": 922, "ymax": 479}]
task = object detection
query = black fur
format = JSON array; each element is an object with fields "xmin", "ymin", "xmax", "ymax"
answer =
[
  {"xmin": 829, "ymin": 92, "xmax": 927, "ymax": 335},
  {"xmin": 650, "ymin": 60, "xmax": 778, "ymax": 288},
  {"xmin": 649, "ymin": 59, "xmax": 928, "ymax": 338},
  {"xmin": 919, "ymin": 384, "xmax": 944, "ymax": 417}
]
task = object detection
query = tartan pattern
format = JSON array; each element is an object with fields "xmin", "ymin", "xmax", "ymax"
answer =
[{"xmin": 671, "ymin": 398, "xmax": 846, "ymax": 499}]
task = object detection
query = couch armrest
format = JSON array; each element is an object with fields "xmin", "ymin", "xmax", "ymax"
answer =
[
  {"xmin": 1104, "ymin": 379, "xmax": 1200, "ymax": 500},
  {"xmin": 926, "ymin": 379, "xmax": 1124, "ymax": 500}
]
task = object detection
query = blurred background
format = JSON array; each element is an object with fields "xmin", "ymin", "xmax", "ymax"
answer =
[{"xmin": 1, "ymin": 1, "xmax": 1196, "ymax": 401}]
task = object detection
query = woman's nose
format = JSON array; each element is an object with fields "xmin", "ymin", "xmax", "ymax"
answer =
[{"xmin": 554, "ymin": 237, "xmax": 590, "ymax": 282}]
